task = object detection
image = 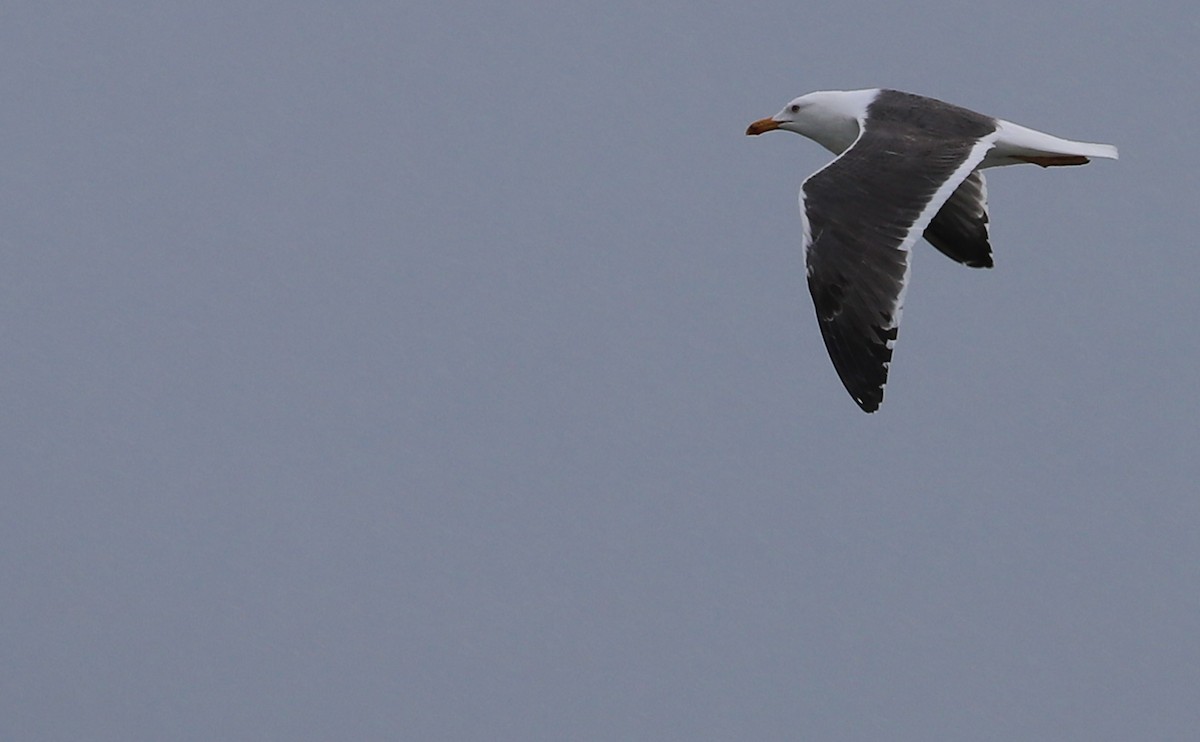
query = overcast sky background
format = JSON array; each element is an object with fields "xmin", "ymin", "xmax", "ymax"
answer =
[{"xmin": 2, "ymin": 2, "xmax": 1197, "ymax": 740}]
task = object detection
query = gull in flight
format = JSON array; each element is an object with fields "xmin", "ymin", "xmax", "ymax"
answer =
[{"xmin": 747, "ymin": 88, "xmax": 1117, "ymax": 412}]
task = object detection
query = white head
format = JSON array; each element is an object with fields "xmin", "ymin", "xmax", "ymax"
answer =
[{"xmin": 746, "ymin": 90, "xmax": 873, "ymax": 154}]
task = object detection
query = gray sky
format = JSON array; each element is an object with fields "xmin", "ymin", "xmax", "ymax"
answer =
[{"xmin": 3, "ymin": 2, "xmax": 1198, "ymax": 740}]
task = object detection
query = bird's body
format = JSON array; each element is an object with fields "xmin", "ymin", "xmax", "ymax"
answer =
[{"xmin": 747, "ymin": 88, "xmax": 1117, "ymax": 412}]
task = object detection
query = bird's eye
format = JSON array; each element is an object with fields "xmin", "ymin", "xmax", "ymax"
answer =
[{"xmin": 789, "ymin": 104, "xmax": 801, "ymax": 113}]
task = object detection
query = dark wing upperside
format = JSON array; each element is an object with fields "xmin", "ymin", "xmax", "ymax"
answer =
[
  {"xmin": 801, "ymin": 98, "xmax": 997, "ymax": 412},
  {"xmin": 923, "ymin": 170, "xmax": 993, "ymax": 268}
]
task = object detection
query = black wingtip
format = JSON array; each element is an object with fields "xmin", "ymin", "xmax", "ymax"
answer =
[{"xmin": 852, "ymin": 392, "xmax": 882, "ymax": 413}]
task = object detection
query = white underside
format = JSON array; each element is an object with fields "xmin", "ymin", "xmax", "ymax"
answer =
[{"xmin": 980, "ymin": 119, "xmax": 1120, "ymax": 168}]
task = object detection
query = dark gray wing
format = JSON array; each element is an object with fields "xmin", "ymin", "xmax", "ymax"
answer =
[
  {"xmin": 801, "ymin": 91, "xmax": 998, "ymax": 412},
  {"xmin": 923, "ymin": 171, "xmax": 992, "ymax": 268}
]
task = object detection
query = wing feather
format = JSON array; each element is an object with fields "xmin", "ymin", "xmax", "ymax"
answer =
[
  {"xmin": 924, "ymin": 171, "xmax": 992, "ymax": 268},
  {"xmin": 801, "ymin": 97, "xmax": 998, "ymax": 411}
]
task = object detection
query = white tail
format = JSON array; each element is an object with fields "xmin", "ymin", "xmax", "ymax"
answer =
[{"xmin": 983, "ymin": 119, "xmax": 1118, "ymax": 168}]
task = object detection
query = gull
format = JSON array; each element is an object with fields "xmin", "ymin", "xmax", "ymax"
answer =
[{"xmin": 747, "ymin": 88, "xmax": 1117, "ymax": 412}]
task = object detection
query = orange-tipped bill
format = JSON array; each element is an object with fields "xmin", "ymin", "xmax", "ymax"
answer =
[{"xmin": 746, "ymin": 117, "xmax": 781, "ymax": 136}]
